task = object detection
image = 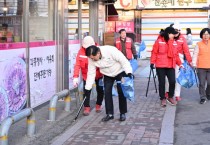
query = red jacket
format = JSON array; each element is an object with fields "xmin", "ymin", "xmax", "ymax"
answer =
[
  {"xmin": 73, "ymin": 46, "xmax": 103, "ymax": 80},
  {"xmin": 115, "ymin": 37, "xmax": 133, "ymax": 59},
  {"xmin": 176, "ymin": 34, "xmax": 192, "ymax": 63},
  {"xmin": 151, "ymin": 38, "xmax": 181, "ymax": 68}
]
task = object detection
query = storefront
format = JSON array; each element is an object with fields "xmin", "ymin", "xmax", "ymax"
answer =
[
  {"xmin": 0, "ymin": 0, "xmax": 108, "ymax": 123},
  {"xmin": 0, "ymin": 0, "xmax": 69, "ymax": 122},
  {"xmin": 104, "ymin": 0, "xmax": 210, "ymax": 57},
  {"xmin": 140, "ymin": 0, "xmax": 210, "ymax": 57}
]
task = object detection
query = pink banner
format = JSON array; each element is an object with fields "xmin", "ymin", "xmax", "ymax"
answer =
[
  {"xmin": 29, "ymin": 41, "xmax": 56, "ymax": 47},
  {"xmin": 69, "ymin": 40, "xmax": 80, "ymax": 44},
  {"xmin": 105, "ymin": 21, "xmax": 116, "ymax": 32},
  {"xmin": 116, "ymin": 21, "xmax": 134, "ymax": 32},
  {"xmin": 0, "ymin": 42, "xmax": 27, "ymax": 50}
]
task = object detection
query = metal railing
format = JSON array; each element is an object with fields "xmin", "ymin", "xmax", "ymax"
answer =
[
  {"xmin": 48, "ymin": 89, "xmax": 70, "ymax": 121},
  {"xmin": 0, "ymin": 108, "xmax": 35, "ymax": 145}
]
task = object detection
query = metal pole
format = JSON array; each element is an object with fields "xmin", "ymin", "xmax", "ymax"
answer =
[
  {"xmin": 48, "ymin": 95, "xmax": 58, "ymax": 121},
  {"xmin": 27, "ymin": 109, "xmax": 36, "ymax": 137},
  {"xmin": 74, "ymin": 96, "xmax": 86, "ymax": 121},
  {"xmin": 48, "ymin": 89, "xmax": 69, "ymax": 121},
  {"xmin": 64, "ymin": 95, "xmax": 71, "ymax": 111},
  {"xmin": 146, "ymin": 68, "xmax": 152, "ymax": 97},
  {"xmin": 0, "ymin": 108, "xmax": 35, "ymax": 145},
  {"xmin": 151, "ymin": 68, "xmax": 157, "ymax": 93},
  {"xmin": 78, "ymin": 0, "xmax": 82, "ymax": 40}
]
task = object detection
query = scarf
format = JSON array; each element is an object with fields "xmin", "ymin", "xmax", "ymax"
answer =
[{"xmin": 167, "ymin": 40, "xmax": 174, "ymax": 58}]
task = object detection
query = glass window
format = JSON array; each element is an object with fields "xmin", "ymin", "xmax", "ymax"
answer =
[
  {"xmin": 29, "ymin": 0, "xmax": 54, "ymax": 41},
  {"xmin": 0, "ymin": 0, "xmax": 22, "ymax": 43}
]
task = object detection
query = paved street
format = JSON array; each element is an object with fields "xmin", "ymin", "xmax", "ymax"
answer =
[{"xmin": 174, "ymin": 86, "xmax": 210, "ymax": 145}]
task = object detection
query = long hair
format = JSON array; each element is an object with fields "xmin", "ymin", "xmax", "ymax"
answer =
[
  {"xmin": 163, "ymin": 32, "xmax": 170, "ymax": 42},
  {"xmin": 186, "ymin": 28, "xmax": 192, "ymax": 35}
]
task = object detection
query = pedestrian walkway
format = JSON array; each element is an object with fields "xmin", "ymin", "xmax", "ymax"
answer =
[{"xmin": 51, "ymin": 59, "xmax": 176, "ymax": 145}]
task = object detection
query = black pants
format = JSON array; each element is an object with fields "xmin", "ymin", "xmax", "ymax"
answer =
[
  {"xmin": 83, "ymin": 79, "xmax": 104, "ymax": 107},
  {"xmin": 104, "ymin": 71, "xmax": 127, "ymax": 115},
  {"xmin": 197, "ymin": 68, "xmax": 210, "ymax": 99},
  {"xmin": 156, "ymin": 68, "xmax": 175, "ymax": 100}
]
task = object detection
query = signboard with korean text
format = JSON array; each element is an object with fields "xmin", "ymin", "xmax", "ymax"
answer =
[
  {"xmin": 29, "ymin": 41, "xmax": 56, "ymax": 108},
  {"xmin": 0, "ymin": 43, "xmax": 27, "ymax": 123},
  {"xmin": 105, "ymin": 21, "xmax": 116, "ymax": 32},
  {"xmin": 116, "ymin": 21, "xmax": 134, "ymax": 32},
  {"xmin": 137, "ymin": 0, "xmax": 209, "ymax": 8}
]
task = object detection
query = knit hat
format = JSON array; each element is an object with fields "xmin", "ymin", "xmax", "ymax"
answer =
[
  {"xmin": 165, "ymin": 27, "xmax": 178, "ymax": 35},
  {"xmin": 82, "ymin": 36, "xmax": 95, "ymax": 48}
]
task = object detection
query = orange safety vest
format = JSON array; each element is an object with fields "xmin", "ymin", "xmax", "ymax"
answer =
[
  {"xmin": 197, "ymin": 40, "xmax": 210, "ymax": 68},
  {"xmin": 115, "ymin": 37, "xmax": 133, "ymax": 59}
]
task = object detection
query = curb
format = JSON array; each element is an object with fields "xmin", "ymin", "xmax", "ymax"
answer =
[
  {"xmin": 51, "ymin": 103, "xmax": 105, "ymax": 145},
  {"xmin": 159, "ymin": 105, "xmax": 176, "ymax": 145}
]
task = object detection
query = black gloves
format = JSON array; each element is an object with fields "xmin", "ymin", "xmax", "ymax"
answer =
[
  {"xmin": 150, "ymin": 64, "xmax": 155, "ymax": 69},
  {"xmin": 84, "ymin": 89, "xmax": 91, "ymax": 97},
  {"xmin": 133, "ymin": 55, "xmax": 138, "ymax": 60},
  {"xmin": 127, "ymin": 73, "xmax": 134, "ymax": 79}
]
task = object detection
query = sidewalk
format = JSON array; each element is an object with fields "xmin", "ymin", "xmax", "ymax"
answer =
[{"xmin": 51, "ymin": 59, "xmax": 176, "ymax": 145}]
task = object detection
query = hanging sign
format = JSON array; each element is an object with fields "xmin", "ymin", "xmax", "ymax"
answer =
[{"xmin": 116, "ymin": 21, "xmax": 134, "ymax": 32}]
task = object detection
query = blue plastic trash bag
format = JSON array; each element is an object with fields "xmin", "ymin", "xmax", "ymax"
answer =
[
  {"xmin": 138, "ymin": 41, "xmax": 146, "ymax": 58},
  {"xmin": 129, "ymin": 59, "xmax": 138, "ymax": 73},
  {"xmin": 99, "ymin": 78, "xmax": 104, "ymax": 87},
  {"xmin": 177, "ymin": 61, "xmax": 197, "ymax": 88},
  {"xmin": 120, "ymin": 77, "xmax": 135, "ymax": 102},
  {"xmin": 112, "ymin": 86, "xmax": 118, "ymax": 97}
]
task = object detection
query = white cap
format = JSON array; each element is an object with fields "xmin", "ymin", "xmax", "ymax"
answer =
[
  {"xmin": 82, "ymin": 36, "xmax": 95, "ymax": 48},
  {"xmin": 173, "ymin": 22, "xmax": 181, "ymax": 31}
]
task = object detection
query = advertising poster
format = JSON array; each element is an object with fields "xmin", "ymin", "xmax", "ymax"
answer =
[
  {"xmin": 116, "ymin": 21, "xmax": 134, "ymax": 32},
  {"xmin": 0, "ymin": 43, "xmax": 26, "ymax": 123},
  {"xmin": 105, "ymin": 21, "xmax": 116, "ymax": 32},
  {"xmin": 69, "ymin": 40, "xmax": 81, "ymax": 90},
  {"xmin": 29, "ymin": 41, "xmax": 56, "ymax": 108}
]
